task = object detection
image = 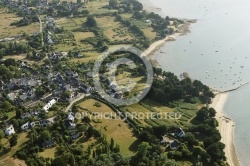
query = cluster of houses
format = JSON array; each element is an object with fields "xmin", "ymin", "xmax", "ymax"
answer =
[
  {"xmin": 3, "ymin": 111, "xmax": 74, "ymax": 135},
  {"xmin": 160, "ymin": 128, "xmax": 186, "ymax": 149},
  {"xmin": 0, "ymin": 58, "xmax": 95, "ymax": 105},
  {"xmin": 5, "ymin": 76, "xmax": 42, "ymax": 102},
  {"xmin": 3, "ymin": 111, "xmax": 81, "ymax": 150}
]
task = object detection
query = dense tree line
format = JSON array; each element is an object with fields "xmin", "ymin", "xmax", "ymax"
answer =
[
  {"xmin": 0, "ymin": 42, "xmax": 30, "ymax": 58},
  {"xmin": 10, "ymin": 16, "xmax": 39, "ymax": 27},
  {"xmin": 148, "ymin": 67, "xmax": 215, "ymax": 104}
]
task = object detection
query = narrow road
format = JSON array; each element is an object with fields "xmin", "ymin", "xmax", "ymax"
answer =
[
  {"xmin": 38, "ymin": 16, "xmax": 44, "ymax": 47},
  {"xmin": 64, "ymin": 94, "xmax": 90, "ymax": 112}
]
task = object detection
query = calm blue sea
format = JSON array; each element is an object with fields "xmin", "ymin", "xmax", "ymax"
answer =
[{"xmin": 143, "ymin": 0, "xmax": 250, "ymax": 165}]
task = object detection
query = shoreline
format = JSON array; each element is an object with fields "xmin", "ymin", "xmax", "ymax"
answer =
[
  {"xmin": 138, "ymin": 0, "xmax": 196, "ymax": 59},
  {"xmin": 143, "ymin": 20, "xmax": 195, "ymax": 57},
  {"xmin": 139, "ymin": 0, "xmax": 241, "ymax": 165},
  {"xmin": 210, "ymin": 93, "xmax": 240, "ymax": 166}
]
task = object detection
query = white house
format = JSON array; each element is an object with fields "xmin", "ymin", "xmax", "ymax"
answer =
[
  {"xmin": 21, "ymin": 122, "xmax": 29, "ymax": 130},
  {"xmin": 5, "ymin": 125, "xmax": 15, "ymax": 136},
  {"xmin": 43, "ymin": 99, "xmax": 57, "ymax": 112},
  {"xmin": 29, "ymin": 122, "xmax": 36, "ymax": 128},
  {"xmin": 68, "ymin": 112, "xmax": 75, "ymax": 121}
]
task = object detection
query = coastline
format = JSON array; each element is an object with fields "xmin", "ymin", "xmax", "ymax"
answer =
[
  {"xmin": 143, "ymin": 19, "xmax": 195, "ymax": 58},
  {"xmin": 139, "ymin": 0, "xmax": 196, "ymax": 65},
  {"xmin": 210, "ymin": 93, "xmax": 240, "ymax": 166},
  {"xmin": 138, "ymin": 0, "xmax": 241, "ymax": 165}
]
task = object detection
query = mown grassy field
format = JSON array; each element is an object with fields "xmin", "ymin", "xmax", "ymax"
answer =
[
  {"xmin": 96, "ymin": 16, "xmax": 133, "ymax": 41},
  {"xmin": 38, "ymin": 147, "xmax": 56, "ymax": 159},
  {"xmin": 0, "ymin": 156, "xmax": 27, "ymax": 166},
  {"xmin": 0, "ymin": 12, "xmax": 39, "ymax": 38},
  {"xmin": 73, "ymin": 32, "xmax": 95, "ymax": 42},
  {"xmin": 0, "ymin": 133, "xmax": 29, "ymax": 159},
  {"xmin": 85, "ymin": 0, "xmax": 116, "ymax": 15},
  {"xmin": 56, "ymin": 17, "xmax": 86, "ymax": 30},
  {"xmin": 70, "ymin": 51, "xmax": 100, "ymax": 63},
  {"xmin": 77, "ymin": 99, "xmax": 137, "ymax": 156}
]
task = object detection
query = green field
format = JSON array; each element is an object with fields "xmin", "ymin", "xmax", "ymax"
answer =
[
  {"xmin": 77, "ymin": 99, "xmax": 137, "ymax": 156},
  {"xmin": 0, "ymin": 12, "xmax": 39, "ymax": 38}
]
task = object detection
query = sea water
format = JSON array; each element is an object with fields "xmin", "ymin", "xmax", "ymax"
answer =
[{"xmin": 144, "ymin": 0, "xmax": 250, "ymax": 165}]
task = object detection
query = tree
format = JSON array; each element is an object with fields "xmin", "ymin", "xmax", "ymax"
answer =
[
  {"xmin": 62, "ymin": 90, "xmax": 71, "ymax": 99},
  {"xmin": 51, "ymin": 157, "xmax": 67, "ymax": 166},
  {"xmin": 4, "ymin": 58, "xmax": 16, "ymax": 67},
  {"xmin": 40, "ymin": 130, "xmax": 51, "ymax": 141},
  {"xmin": 16, "ymin": 109, "xmax": 23, "ymax": 119},
  {"xmin": 82, "ymin": 116, "xmax": 91, "ymax": 124},
  {"xmin": 110, "ymin": 138, "xmax": 114, "ymax": 150},
  {"xmin": 197, "ymin": 107, "xmax": 216, "ymax": 121},
  {"xmin": 0, "ymin": 130, "xmax": 4, "ymax": 140},
  {"xmin": 69, "ymin": 155, "xmax": 76, "ymax": 166},
  {"xmin": 137, "ymin": 142, "xmax": 151, "ymax": 157},
  {"xmin": 184, "ymin": 133, "xmax": 199, "ymax": 147},
  {"xmin": 206, "ymin": 142, "xmax": 226, "ymax": 163},
  {"xmin": 10, "ymin": 134, "xmax": 18, "ymax": 147},
  {"xmin": 109, "ymin": 0, "xmax": 118, "ymax": 9},
  {"xmin": 85, "ymin": 16, "xmax": 97, "ymax": 27}
]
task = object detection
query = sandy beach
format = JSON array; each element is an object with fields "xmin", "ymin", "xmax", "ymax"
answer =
[
  {"xmin": 143, "ymin": 20, "xmax": 195, "ymax": 58},
  {"xmin": 210, "ymin": 93, "xmax": 240, "ymax": 166}
]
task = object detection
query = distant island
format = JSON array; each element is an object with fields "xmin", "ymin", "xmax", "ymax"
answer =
[{"xmin": 0, "ymin": 0, "xmax": 228, "ymax": 165}]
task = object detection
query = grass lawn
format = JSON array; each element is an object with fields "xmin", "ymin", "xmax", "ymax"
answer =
[
  {"xmin": 0, "ymin": 156, "xmax": 27, "ymax": 166},
  {"xmin": 96, "ymin": 16, "xmax": 120, "ymax": 28},
  {"xmin": 95, "ymin": 16, "xmax": 133, "ymax": 42},
  {"xmin": 114, "ymin": 71, "xmax": 148, "ymax": 94},
  {"xmin": 120, "ymin": 13, "xmax": 132, "ymax": 19},
  {"xmin": 73, "ymin": 32, "xmax": 95, "ymax": 42},
  {"xmin": 77, "ymin": 99, "xmax": 136, "ymax": 156},
  {"xmin": 0, "ymin": 133, "xmax": 29, "ymax": 159},
  {"xmin": 70, "ymin": 51, "xmax": 100, "ymax": 63},
  {"xmin": 76, "ymin": 136, "xmax": 97, "ymax": 148},
  {"xmin": 56, "ymin": 17, "xmax": 85, "ymax": 30},
  {"xmin": 38, "ymin": 147, "xmax": 56, "ymax": 159},
  {"xmin": 85, "ymin": 0, "xmax": 116, "ymax": 15},
  {"xmin": 6, "ymin": 111, "xmax": 16, "ymax": 120},
  {"xmin": 142, "ymin": 28, "xmax": 157, "ymax": 41},
  {"xmin": 0, "ymin": 13, "xmax": 39, "ymax": 38},
  {"xmin": 54, "ymin": 43, "xmax": 78, "ymax": 52},
  {"xmin": 142, "ymin": 100, "xmax": 173, "ymax": 113},
  {"xmin": 128, "ymin": 18, "xmax": 149, "ymax": 29}
]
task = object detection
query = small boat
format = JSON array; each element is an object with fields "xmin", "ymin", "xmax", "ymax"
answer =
[{"xmin": 241, "ymin": 65, "xmax": 244, "ymax": 68}]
